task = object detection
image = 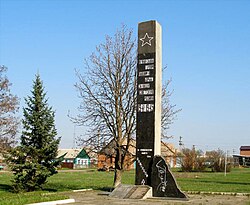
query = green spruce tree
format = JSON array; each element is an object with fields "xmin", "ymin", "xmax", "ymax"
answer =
[{"xmin": 7, "ymin": 74, "xmax": 60, "ymax": 192}]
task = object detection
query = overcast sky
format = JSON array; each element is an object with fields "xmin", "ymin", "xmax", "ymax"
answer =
[{"xmin": 1, "ymin": 0, "xmax": 249, "ymax": 154}]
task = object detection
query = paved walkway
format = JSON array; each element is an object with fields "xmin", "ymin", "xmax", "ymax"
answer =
[{"xmin": 66, "ymin": 190, "xmax": 250, "ymax": 205}]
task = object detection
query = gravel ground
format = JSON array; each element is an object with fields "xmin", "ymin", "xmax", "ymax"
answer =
[{"xmin": 66, "ymin": 191, "xmax": 250, "ymax": 205}]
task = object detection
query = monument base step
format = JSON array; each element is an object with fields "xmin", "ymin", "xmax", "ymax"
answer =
[
  {"xmin": 148, "ymin": 196, "xmax": 189, "ymax": 201},
  {"xmin": 109, "ymin": 184, "xmax": 152, "ymax": 199}
]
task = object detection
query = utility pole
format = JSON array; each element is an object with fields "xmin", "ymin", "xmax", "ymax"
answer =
[
  {"xmin": 73, "ymin": 124, "xmax": 76, "ymax": 149},
  {"xmin": 232, "ymin": 149, "xmax": 235, "ymax": 167},
  {"xmin": 179, "ymin": 136, "xmax": 184, "ymax": 150},
  {"xmin": 68, "ymin": 110, "xmax": 76, "ymax": 149},
  {"xmin": 224, "ymin": 150, "xmax": 228, "ymax": 176},
  {"xmin": 178, "ymin": 136, "xmax": 184, "ymax": 168}
]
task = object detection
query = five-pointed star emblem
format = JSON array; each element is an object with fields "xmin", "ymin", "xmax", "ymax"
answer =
[{"xmin": 140, "ymin": 33, "xmax": 154, "ymax": 47}]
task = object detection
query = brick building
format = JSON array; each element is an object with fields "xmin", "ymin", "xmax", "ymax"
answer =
[
  {"xmin": 233, "ymin": 146, "xmax": 250, "ymax": 167},
  {"xmin": 97, "ymin": 139, "xmax": 136, "ymax": 171},
  {"xmin": 240, "ymin": 146, "xmax": 250, "ymax": 155},
  {"xmin": 97, "ymin": 139, "xmax": 181, "ymax": 170}
]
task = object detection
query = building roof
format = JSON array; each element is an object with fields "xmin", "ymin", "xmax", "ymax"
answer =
[
  {"xmin": 99, "ymin": 138, "xmax": 136, "ymax": 156},
  {"xmin": 240, "ymin": 146, "xmax": 250, "ymax": 151},
  {"xmin": 233, "ymin": 154, "xmax": 250, "ymax": 158},
  {"xmin": 57, "ymin": 149, "xmax": 82, "ymax": 159},
  {"xmin": 84, "ymin": 147, "xmax": 98, "ymax": 159}
]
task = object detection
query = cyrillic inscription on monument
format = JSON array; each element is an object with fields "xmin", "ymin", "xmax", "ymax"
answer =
[{"xmin": 136, "ymin": 20, "xmax": 162, "ymax": 186}]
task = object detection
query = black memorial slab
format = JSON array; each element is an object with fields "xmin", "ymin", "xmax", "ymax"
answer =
[
  {"xmin": 136, "ymin": 20, "xmax": 187, "ymax": 200},
  {"xmin": 136, "ymin": 53, "xmax": 156, "ymax": 185},
  {"xmin": 136, "ymin": 20, "xmax": 161, "ymax": 186},
  {"xmin": 151, "ymin": 155, "xmax": 187, "ymax": 198},
  {"xmin": 110, "ymin": 184, "xmax": 152, "ymax": 199}
]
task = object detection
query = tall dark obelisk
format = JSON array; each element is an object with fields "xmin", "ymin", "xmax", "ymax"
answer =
[
  {"xmin": 136, "ymin": 20, "xmax": 162, "ymax": 185},
  {"xmin": 110, "ymin": 20, "xmax": 187, "ymax": 200}
]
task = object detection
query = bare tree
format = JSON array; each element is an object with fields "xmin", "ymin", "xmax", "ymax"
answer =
[
  {"xmin": 161, "ymin": 78, "xmax": 182, "ymax": 139},
  {"xmin": 74, "ymin": 26, "xmax": 180, "ymax": 187},
  {"xmin": 74, "ymin": 26, "xmax": 137, "ymax": 187},
  {"xmin": 0, "ymin": 66, "xmax": 19, "ymax": 153}
]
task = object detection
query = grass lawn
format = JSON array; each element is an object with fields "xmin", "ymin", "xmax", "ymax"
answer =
[
  {"xmin": 0, "ymin": 168, "xmax": 249, "ymax": 205},
  {"xmin": 174, "ymin": 168, "xmax": 250, "ymax": 193}
]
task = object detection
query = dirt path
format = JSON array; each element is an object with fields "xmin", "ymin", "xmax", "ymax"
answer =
[{"xmin": 66, "ymin": 191, "xmax": 250, "ymax": 205}]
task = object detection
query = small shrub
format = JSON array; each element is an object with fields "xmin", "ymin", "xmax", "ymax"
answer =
[
  {"xmin": 181, "ymin": 148, "xmax": 206, "ymax": 172},
  {"xmin": 206, "ymin": 149, "xmax": 231, "ymax": 172}
]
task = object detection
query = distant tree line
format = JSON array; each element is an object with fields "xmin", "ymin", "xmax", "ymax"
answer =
[{"xmin": 180, "ymin": 147, "xmax": 232, "ymax": 172}]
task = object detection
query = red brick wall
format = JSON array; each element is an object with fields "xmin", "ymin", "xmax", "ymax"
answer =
[
  {"xmin": 61, "ymin": 162, "xmax": 74, "ymax": 169},
  {"xmin": 240, "ymin": 150, "xmax": 250, "ymax": 156},
  {"xmin": 98, "ymin": 154, "xmax": 114, "ymax": 169},
  {"xmin": 98, "ymin": 154, "xmax": 134, "ymax": 170}
]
